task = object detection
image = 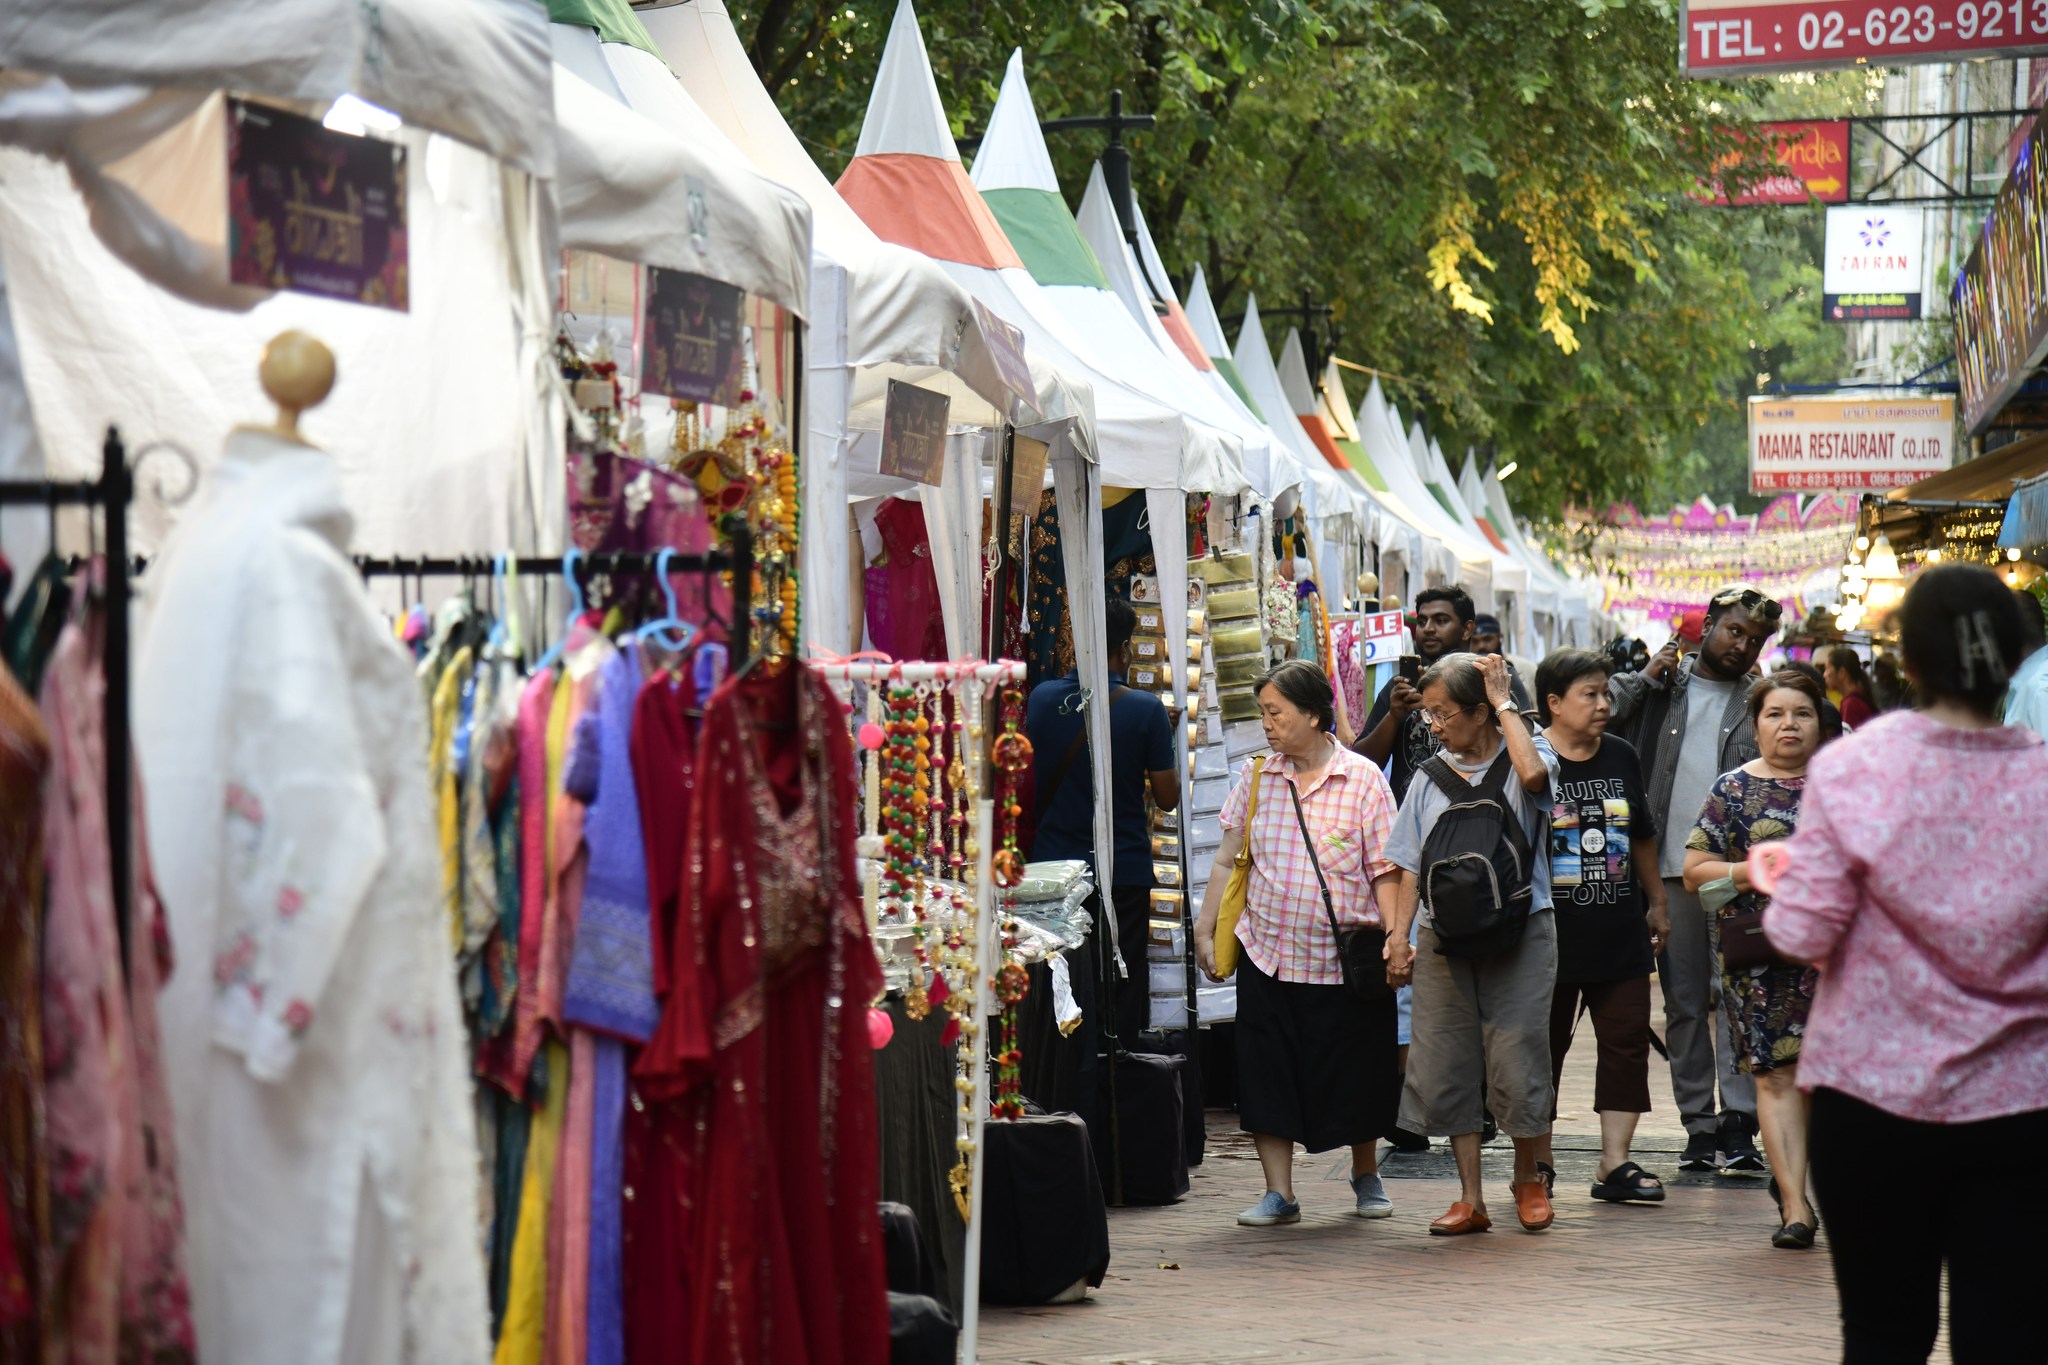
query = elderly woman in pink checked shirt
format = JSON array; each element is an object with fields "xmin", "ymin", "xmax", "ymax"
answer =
[
  {"xmin": 1195, "ymin": 660, "xmax": 1403, "ymax": 1229},
  {"xmin": 1766, "ymin": 564, "xmax": 2048, "ymax": 1362}
]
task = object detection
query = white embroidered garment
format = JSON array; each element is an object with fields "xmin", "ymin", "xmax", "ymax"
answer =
[{"xmin": 136, "ymin": 428, "xmax": 489, "ymax": 1365}]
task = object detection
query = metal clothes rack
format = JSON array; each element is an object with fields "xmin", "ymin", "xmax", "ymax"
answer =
[
  {"xmin": 0, "ymin": 427, "xmax": 138, "ymax": 966},
  {"xmin": 350, "ymin": 527, "xmax": 758, "ymax": 665}
]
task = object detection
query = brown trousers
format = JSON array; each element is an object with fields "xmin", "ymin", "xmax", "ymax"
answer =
[{"xmin": 1548, "ymin": 976, "xmax": 1653, "ymax": 1116}]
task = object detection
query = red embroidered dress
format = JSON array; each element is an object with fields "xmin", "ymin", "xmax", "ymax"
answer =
[{"xmin": 635, "ymin": 663, "xmax": 887, "ymax": 1365}]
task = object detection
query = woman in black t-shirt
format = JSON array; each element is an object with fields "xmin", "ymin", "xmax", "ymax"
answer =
[{"xmin": 1529, "ymin": 648, "xmax": 1673, "ymax": 1204}]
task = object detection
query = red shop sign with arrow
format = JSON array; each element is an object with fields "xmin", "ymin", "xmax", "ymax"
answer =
[{"xmin": 1701, "ymin": 120, "xmax": 1850, "ymax": 206}]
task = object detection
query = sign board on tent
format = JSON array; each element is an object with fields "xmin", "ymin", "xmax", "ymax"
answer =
[
  {"xmin": 1006, "ymin": 434, "xmax": 1049, "ymax": 556},
  {"xmin": 1699, "ymin": 121, "xmax": 1850, "ymax": 204},
  {"xmin": 640, "ymin": 268, "xmax": 746, "ymax": 406},
  {"xmin": 879, "ymin": 380, "xmax": 952, "ymax": 486},
  {"xmin": 228, "ymin": 98, "xmax": 408, "ymax": 310},
  {"xmin": 1822, "ymin": 206, "xmax": 1924, "ymax": 320},
  {"xmin": 1747, "ymin": 392, "xmax": 1955, "ymax": 491},
  {"xmin": 1680, "ymin": 0, "xmax": 2048, "ymax": 75},
  {"xmin": 1954, "ymin": 112, "xmax": 2048, "ymax": 434},
  {"xmin": 973, "ymin": 299, "xmax": 1037, "ymax": 412}
]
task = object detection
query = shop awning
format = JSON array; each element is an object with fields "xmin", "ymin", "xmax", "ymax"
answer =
[
  {"xmin": 2001, "ymin": 471, "xmax": 2048, "ymax": 549},
  {"xmin": 1887, "ymin": 428, "xmax": 2048, "ymax": 504}
]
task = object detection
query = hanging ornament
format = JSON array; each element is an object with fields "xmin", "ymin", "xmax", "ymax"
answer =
[{"xmin": 989, "ymin": 685, "xmax": 1032, "ymax": 889}]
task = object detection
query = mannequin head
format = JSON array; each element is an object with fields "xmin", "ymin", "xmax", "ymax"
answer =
[{"xmin": 260, "ymin": 330, "xmax": 336, "ymax": 440}]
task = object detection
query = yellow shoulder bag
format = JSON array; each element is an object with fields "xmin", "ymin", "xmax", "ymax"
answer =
[{"xmin": 1211, "ymin": 756, "xmax": 1266, "ymax": 979}]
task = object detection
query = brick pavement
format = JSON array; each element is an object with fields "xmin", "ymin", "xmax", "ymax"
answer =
[
  {"xmin": 978, "ymin": 987, "xmax": 1867, "ymax": 1364},
  {"xmin": 978, "ymin": 1120, "xmax": 1843, "ymax": 1364}
]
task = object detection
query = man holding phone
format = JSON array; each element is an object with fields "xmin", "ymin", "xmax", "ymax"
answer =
[{"xmin": 1356, "ymin": 586, "xmax": 1529, "ymax": 801}]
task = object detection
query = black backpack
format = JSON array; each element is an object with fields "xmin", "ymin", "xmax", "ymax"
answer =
[{"xmin": 1417, "ymin": 752, "xmax": 1543, "ymax": 958}]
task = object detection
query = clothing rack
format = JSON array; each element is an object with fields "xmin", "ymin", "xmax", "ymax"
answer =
[
  {"xmin": 0, "ymin": 427, "xmax": 138, "ymax": 969},
  {"xmin": 350, "ymin": 529, "xmax": 757, "ymax": 666}
]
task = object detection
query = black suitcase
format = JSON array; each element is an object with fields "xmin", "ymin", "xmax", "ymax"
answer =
[
  {"xmin": 1097, "ymin": 1049, "xmax": 1190, "ymax": 1206},
  {"xmin": 980, "ymin": 1112, "xmax": 1111, "ymax": 1306}
]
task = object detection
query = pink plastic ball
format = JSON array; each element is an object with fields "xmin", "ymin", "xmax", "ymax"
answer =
[
  {"xmin": 857, "ymin": 721, "xmax": 888, "ymax": 751},
  {"xmin": 867, "ymin": 1007, "xmax": 895, "ymax": 1049}
]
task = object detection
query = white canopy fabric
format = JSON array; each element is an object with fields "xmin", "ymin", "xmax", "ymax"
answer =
[
  {"xmin": 637, "ymin": 0, "xmax": 1060, "ymax": 657},
  {"xmin": 1355, "ymin": 378, "xmax": 1496, "ymax": 581},
  {"xmin": 1311, "ymin": 356, "xmax": 1436, "ymax": 583},
  {"xmin": 0, "ymin": 0, "xmax": 556, "ymax": 176},
  {"xmin": 968, "ymin": 50, "xmax": 1246, "ymax": 499},
  {"xmin": 0, "ymin": 136, "xmax": 533, "ymax": 556},
  {"xmin": 1181, "ymin": 265, "xmax": 1306, "ymax": 516},
  {"xmin": 1229, "ymin": 295, "xmax": 1370, "ymax": 552},
  {"xmin": 552, "ymin": 28, "xmax": 811, "ymax": 320}
]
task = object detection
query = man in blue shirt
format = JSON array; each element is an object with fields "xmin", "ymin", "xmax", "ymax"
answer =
[{"xmin": 1027, "ymin": 595, "xmax": 1180, "ymax": 1045}]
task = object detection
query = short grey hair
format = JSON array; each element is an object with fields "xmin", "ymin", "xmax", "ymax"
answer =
[{"xmin": 1417, "ymin": 652, "xmax": 1491, "ymax": 714}]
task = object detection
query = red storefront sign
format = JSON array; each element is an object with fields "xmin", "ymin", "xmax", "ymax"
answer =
[
  {"xmin": 1683, "ymin": 1, "xmax": 2048, "ymax": 76},
  {"xmin": 1703, "ymin": 120, "xmax": 1851, "ymax": 204}
]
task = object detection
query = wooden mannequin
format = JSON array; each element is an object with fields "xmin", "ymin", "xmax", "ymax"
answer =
[{"xmin": 257, "ymin": 329, "xmax": 336, "ymax": 443}]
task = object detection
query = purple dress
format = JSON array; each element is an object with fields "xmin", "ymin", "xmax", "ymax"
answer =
[{"xmin": 563, "ymin": 643, "xmax": 659, "ymax": 1365}]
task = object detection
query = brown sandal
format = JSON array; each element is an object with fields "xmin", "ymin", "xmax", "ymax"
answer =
[
  {"xmin": 1512, "ymin": 1177, "xmax": 1555, "ymax": 1232},
  {"xmin": 1428, "ymin": 1201, "xmax": 1492, "ymax": 1236}
]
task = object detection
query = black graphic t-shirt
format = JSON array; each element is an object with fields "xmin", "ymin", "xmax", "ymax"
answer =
[
  {"xmin": 1540, "ymin": 733, "xmax": 1658, "ymax": 983},
  {"xmin": 1362, "ymin": 679, "xmax": 1439, "ymax": 803}
]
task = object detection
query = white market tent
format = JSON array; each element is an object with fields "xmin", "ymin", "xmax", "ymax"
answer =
[
  {"xmin": 968, "ymin": 50, "xmax": 1251, "ymax": 504},
  {"xmin": 1078, "ymin": 177, "xmax": 1374, "ymax": 568},
  {"xmin": 1181, "ymin": 265, "xmax": 1308, "ymax": 516},
  {"xmin": 1354, "ymin": 376, "xmax": 1502, "ymax": 606},
  {"xmin": 964, "ymin": 45, "xmax": 1282, "ymax": 724},
  {"xmin": 838, "ymin": 0, "xmax": 1227, "ymax": 900},
  {"xmin": 1308, "ymin": 356, "xmax": 1444, "ymax": 586},
  {"xmin": 1228, "ymin": 294, "xmax": 1376, "ymax": 587},
  {"xmin": 0, "ymin": 89, "xmax": 551, "ymax": 562},
  {"xmin": 0, "ymin": 3, "xmax": 823, "ymax": 566},
  {"xmin": 634, "ymin": 0, "xmax": 1067, "ymax": 660},
  {"xmin": 1464, "ymin": 451, "xmax": 1598, "ymax": 649}
]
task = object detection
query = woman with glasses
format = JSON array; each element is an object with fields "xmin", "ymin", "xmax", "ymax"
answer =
[
  {"xmin": 1682, "ymin": 669, "xmax": 1827, "ymax": 1249},
  {"xmin": 1194, "ymin": 661, "xmax": 1403, "ymax": 1228},
  {"xmin": 1382, "ymin": 653, "xmax": 1560, "ymax": 1237}
]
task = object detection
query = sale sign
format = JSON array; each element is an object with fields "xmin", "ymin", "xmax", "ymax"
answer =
[
  {"xmin": 1683, "ymin": 0, "xmax": 2048, "ymax": 76},
  {"xmin": 1702, "ymin": 121, "xmax": 1850, "ymax": 204},
  {"xmin": 1747, "ymin": 393, "xmax": 1955, "ymax": 492}
]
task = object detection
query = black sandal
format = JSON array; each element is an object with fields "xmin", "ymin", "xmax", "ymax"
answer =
[{"xmin": 1591, "ymin": 1160, "xmax": 1666, "ymax": 1204}]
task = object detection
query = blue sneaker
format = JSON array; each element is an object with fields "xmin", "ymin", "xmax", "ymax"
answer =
[
  {"xmin": 1236, "ymin": 1190, "xmax": 1301, "ymax": 1226},
  {"xmin": 1350, "ymin": 1171, "xmax": 1394, "ymax": 1219}
]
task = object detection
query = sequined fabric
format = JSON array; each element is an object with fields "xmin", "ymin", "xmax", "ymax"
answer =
[{"xmin": 0, "ymin": 659, "xmax": 50, "ymax": 1355}]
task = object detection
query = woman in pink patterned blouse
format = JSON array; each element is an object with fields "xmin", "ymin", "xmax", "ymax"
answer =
[{"xmin": 1766, "ymin": 563, "xmax": 2048, "ymax": 1361}]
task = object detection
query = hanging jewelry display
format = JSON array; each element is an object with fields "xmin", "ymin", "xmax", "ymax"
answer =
[{"xmin": 989, "ymin": 686, "xmax": 1032, "ymax": 890}]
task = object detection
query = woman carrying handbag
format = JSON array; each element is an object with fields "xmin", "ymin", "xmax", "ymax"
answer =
[
  {"xmin": 1682, "ymin": 668, "xmax": 1828, "ymax": 1248},
  {"xmin": 1193, "ymin": 661, "xmax": 1403, "ymax": 1228}
]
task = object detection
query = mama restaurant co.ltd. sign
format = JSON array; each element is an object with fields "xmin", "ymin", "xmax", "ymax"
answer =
[{"xmin": 1747, "ymin": 392, "xmax": 1955, "ymax": 493}]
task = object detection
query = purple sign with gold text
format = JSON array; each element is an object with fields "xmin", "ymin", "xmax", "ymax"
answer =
[
  {"xmin": 641, "ymin": 267, "xmax": 747, "ymax": 406},
  {"xmin": 228, "ymin": 98, "xmax": 407, "ymax": 310}
]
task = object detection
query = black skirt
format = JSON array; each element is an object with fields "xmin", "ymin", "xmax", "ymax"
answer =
[{"xmin": 1235, "ymin": 949, "xmax": 1400, "ymax": 1152}]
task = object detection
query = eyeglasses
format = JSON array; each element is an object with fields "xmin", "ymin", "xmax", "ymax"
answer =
[
  {"xmin": 1423, "ymin": 705, "xmax": 1475, "ymax": 729},
  {"xmin": 1710, "ymin": 587, "xmax": 1784, "ymax": 622}
]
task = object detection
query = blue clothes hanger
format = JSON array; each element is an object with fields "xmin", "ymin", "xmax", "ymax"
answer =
[
  {"xmin": 531, "ymin": 548, "xmax": 583, "ymax": 674},
  {"xmin": 634, "ymin": 546, "xmax": 697, "ymax": 653}
]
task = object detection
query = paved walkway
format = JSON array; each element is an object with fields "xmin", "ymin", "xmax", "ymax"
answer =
[{"xmin": 979, "ymin": 989, "xmax": 1867, "ymax": 1364}]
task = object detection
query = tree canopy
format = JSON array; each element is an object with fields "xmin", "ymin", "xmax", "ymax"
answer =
[{"xmin": 741, "ymin": 0, "xmax": 1831, "ymax": 518}]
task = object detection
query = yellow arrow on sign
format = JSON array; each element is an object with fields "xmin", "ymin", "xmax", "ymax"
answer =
[{"xmin": 1808, "ymin": 176, "xmax": 1843, "ymax": 194}]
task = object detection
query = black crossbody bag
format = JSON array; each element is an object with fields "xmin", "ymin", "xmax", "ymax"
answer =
[{"xmin": 1287, "ymin": 781, "xmax": 1391, "ymax": 1002}]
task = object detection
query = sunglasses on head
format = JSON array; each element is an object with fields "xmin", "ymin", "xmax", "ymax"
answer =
[{"xmin": 1711, "ymin": 588, "xmax": 1783, "ymax": 622}]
